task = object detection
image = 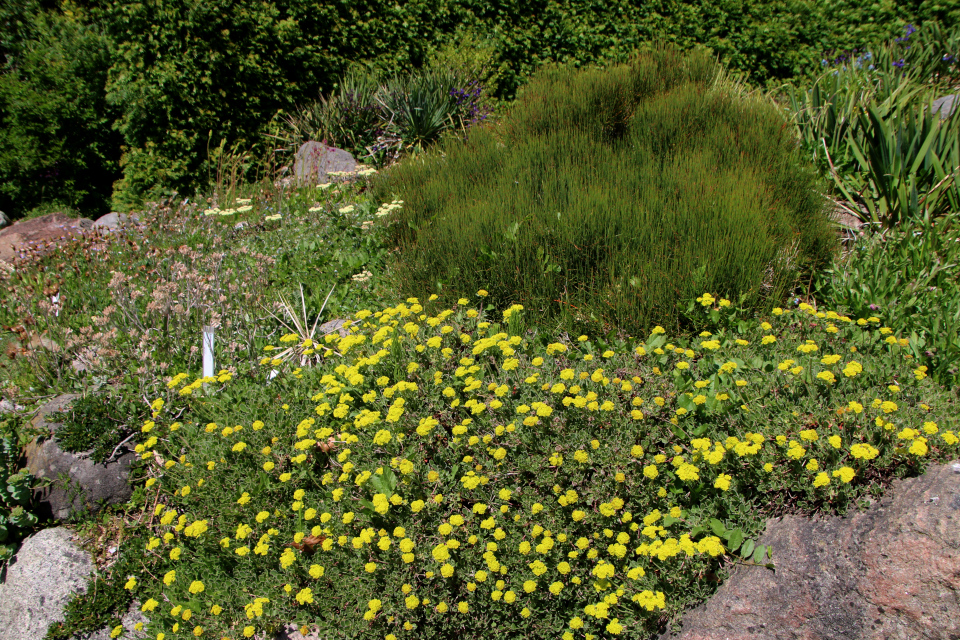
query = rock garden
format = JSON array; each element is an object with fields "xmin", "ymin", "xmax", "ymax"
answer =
[{"xmin": 1, "ymin": 20, "xmax": 959, "ymax": 640}]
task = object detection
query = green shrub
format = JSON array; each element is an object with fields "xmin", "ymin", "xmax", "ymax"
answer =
[
  {"xmin": 814, "ymin": 213, "xmax": 960, "ymax": 385},
  {"xmin": 57, "ymin": 394, "xmax": 149, "ymax": 464},
  {"xmin": 124, "ymin": 293, "xmax": 958, "ymax": 639},
  {"xmin": 374, "ymin": 47, "xmax": 836, "ymax": 337},
  {"xmin": 0, "ymin": 415, "xmax": 38, "ymax": 562},
  {"xmin": 0, "ymin": 1, "xmax": 122, "ymax": 220}
]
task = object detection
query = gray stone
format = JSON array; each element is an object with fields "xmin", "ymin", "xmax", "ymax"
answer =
[
  {"xmin": 931, "ymin": 94, "xmax": 958, "ymax": 120},
  {"xmin": 0, "ymin": 527, "xmax": 94, "ymax": 640},
  {"xmin": 0, "ymin": 399, "xmax": 24, "ymax": 414},
  {"xmin": 664, "ymin": 461, "xmax": 960, "ymax": 640},
  {"xmin": 0, "ymin": 210, "xmax": 9, "ymax": 229},
  {"xmin": 92, "ymin": 213, "xmax": 140, "ymax": 232},
  {"xmin": 293, "ymin": 142, "xmax": 357, "ymax": 184},
  {"xmin": 318, "ymin": 318, "xmax": 354, "ymax": 338},
  {"xmin": 23, "ymin": 395, "xmax": 136, "ymax": 522}
]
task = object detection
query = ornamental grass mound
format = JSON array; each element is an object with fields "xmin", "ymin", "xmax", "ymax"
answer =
[
  {"xmin": 372, "ymin": 45, "xmax": 837, "ymax": 337},
  {"xmin": 126, "ymin": 293, "xmax": 958, "ymax": 640}
]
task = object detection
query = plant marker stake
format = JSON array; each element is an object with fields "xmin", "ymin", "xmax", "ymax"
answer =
[{"xmin": 203, "ymin": 326, "xmax": 215, "ymax": 390}]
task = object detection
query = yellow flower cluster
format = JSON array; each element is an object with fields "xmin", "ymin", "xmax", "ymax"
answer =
[{"xmin": 136, "ymin": 293, "xmax": 959, "ymax": 640}]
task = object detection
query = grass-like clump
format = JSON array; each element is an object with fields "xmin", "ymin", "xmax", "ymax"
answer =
[
  {"xmin": 375, "ymin": 46, "xmax": 836, "ymax": 336},
  {"xmin": 125, "ymin": 292, "xmax": 958, "ymax": 640}
]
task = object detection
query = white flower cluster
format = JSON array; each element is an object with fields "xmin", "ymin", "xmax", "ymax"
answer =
[
  {"xmin": 376, "ymin": 199, "xmax": 404, "ymax": 217},
  {"xmin": 202, "ymin": 199, "xmax": 254, "ymax": 216},
  {"xmin": 351, "ymin": 270, "xmax": 373, "ymax": 283}
]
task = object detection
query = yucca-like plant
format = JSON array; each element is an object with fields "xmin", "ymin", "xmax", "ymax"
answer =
[
  {"xmin": 260, "ymin": 284, "xmax": 349, "ymax": 369},
  {"xmin": 274, "ymin": 66, "xmax": 494, "ymax": 170},
  {"xmin": 373, "ymin": 45, "xmax": 836, "ymax": 336},
  {"xmin": 779, "ymin": 21, "xmax": 960, "ymax": 227}
]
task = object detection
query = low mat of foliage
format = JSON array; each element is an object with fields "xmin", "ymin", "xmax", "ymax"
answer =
[
  {"xmin": 375, "ymin": 46, "xmax": 835, "ymax": 338},
  {"xmin": 814, "ymin": 212, "xmax": 960, "ymax": 386},
  {"xmin": 122, "ymin": 293, "xmax": 958, "ymax": 640},
  {"xmin": 56, "ymin": 393, "xmax": 150, "ymax": 464}
]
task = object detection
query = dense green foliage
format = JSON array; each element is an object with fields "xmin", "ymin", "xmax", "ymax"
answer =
[
  {"xmin": 56, "ymin": 394, "xmax": 148, "ymax": 464},
  {"xmin": 0, "ymin": 1, "xmax": 122, "ymax": 219},
  {"xmin": 0, "ymin": 415, "xmax": 38, "ymax": 562},
  {"xmin": 375, "ymin": 47, "xmax": 836, "ymax": 337},
  {"xmin": 2, "ymin": 0, "xmax": 954, "ymax": 217},
  {"xmin": 779, "ymin": 21, "xmax": 960, "ymax": 227}
]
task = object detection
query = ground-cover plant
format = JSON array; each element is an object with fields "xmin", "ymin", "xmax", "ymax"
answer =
[
  {"xmin": 0, "ymin": 414, "xmax": 38, "ymax": 563},
  {"xmin": 374, "ymin": 46, "xmax": 836, "ymax": 338},
  {"xmin": 813, "ymin": 212, "xmax": 960, "ymax": 386},
  {"xmin": 123, "ymin": 291, "xmax": 958, "ymax": 640},
  {"xmin": 55, "ymin": 393, "xmax": 151, "ymax": 464},
  {"xmin": 0, "ymin": 172, "xmax": 395, "ymax": 402},
  {"xmin": 779, "ymin": 22, "xmax": 960, "ymax": 227}
]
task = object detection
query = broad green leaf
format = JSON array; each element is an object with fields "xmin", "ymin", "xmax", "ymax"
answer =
[{"xmin": 709, "ymin": 518, "xmax": 726, "ymax": 537}]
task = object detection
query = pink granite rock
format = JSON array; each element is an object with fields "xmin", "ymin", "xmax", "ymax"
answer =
[{"xmin": 666, "ymin": 461, "xmax": 960, "ymax": 640}]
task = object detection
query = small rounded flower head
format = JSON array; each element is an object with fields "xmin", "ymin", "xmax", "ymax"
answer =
[{"xmin": 713, "ymin": 474, "xmax": 732, "ymax": 491}]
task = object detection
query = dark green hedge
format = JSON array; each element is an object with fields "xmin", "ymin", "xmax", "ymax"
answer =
[
  {"xmin": 0, "ymin": 1, "xmax": 122, "ymax": 220},
  {"xmin": 2, "ymin": 0, "xmax": 958, "ymax": 217}
]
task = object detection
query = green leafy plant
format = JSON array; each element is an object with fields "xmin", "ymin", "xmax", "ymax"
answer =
[
  {"xmin": 0, "ymin": 416, "xmax": 38, "ymax": 562},
  {"xmin": 779, "ymin": 21, "xmax": 960, "ymax": 227},
  {"xmin": 375, "ymin": 45, "xmax": 836, "ymax": 338},
  {"xmin": 56, "ymin": 394, "xmax": 149, "ymax": 464},
  {"xmin": 123, "ymin": 292, "xmax": 959, "ymax": 640},
  {"xmin": 813, "ymin": 212, "xmax": 960, "ymax": 385},
  {"xmin": 838, "ymin": 104, "xmax": 959, "ymax": 227}
]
